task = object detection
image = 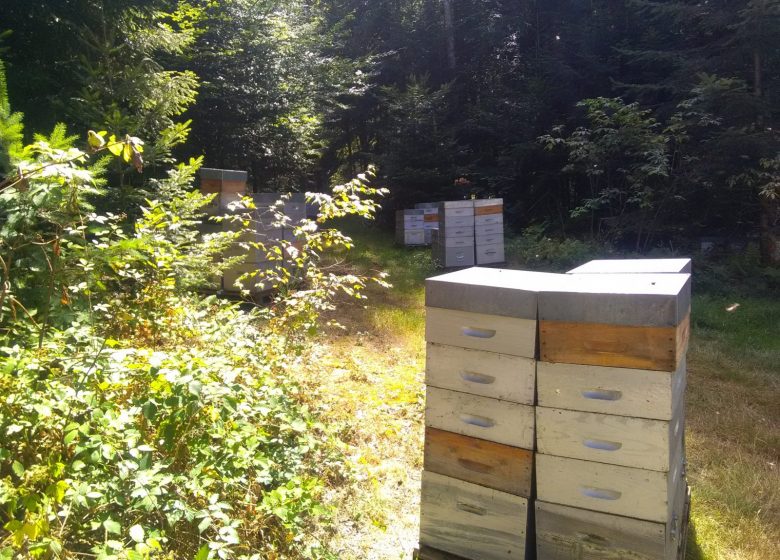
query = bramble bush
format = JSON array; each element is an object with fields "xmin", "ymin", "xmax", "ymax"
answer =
[{"xmin": 0, "ymin": 101, "xmax": 386, "ymax": 557}]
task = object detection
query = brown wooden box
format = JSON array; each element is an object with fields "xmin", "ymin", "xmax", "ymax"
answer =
[{"xmin": 424, "ymin": 427, "xmax": 533, "ymax": 497}]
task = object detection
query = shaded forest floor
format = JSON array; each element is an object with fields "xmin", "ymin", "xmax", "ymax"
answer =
[{"xmin": 298, "ymin": 228, "xmax": 779, "ymax": 560}]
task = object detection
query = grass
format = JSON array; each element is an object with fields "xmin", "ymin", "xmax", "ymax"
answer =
[{"xmin": 300, "ymin": 224, "xmax": 779, "ymax": 560}]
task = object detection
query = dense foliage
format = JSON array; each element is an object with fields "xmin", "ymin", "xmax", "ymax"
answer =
[{"xmin": 2, "ymin": 1, "xmax": 778, "ymax": 261}]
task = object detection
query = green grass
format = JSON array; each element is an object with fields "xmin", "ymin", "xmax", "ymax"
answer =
[{"xmin": 313, "ymin": 226, "xmax": 779, "ymax": 560}]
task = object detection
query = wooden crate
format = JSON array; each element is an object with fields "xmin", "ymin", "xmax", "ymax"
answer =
[{"xmin": 424, "ymin": 427, "xmax": 533, "ymax": 497}]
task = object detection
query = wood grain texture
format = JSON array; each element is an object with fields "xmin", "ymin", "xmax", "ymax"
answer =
[
  {"xmin": 539, "ymin": 314, "xmax": 690, "ymax": 372},
  {"xmin": 425, "ymin": 386, "xmax": 535, "ymax": 449},
  {"xmin": 536, "ymin": 454, "xmax": 681, "ymax": 522},
  {"xmin": 419, "ymin": 471, "xmax": 528, "ymax": 560},
  {"xmin": 535, "ymin": 406, "xmax": 683, "ymax": 471},
  {"xmin": 536, "ymin": 500, "xmax": 666, "ymax": 560},
  {"xmin": 221, "ymin": 179, "xmax": 246, "ymax": 193},
  {"xmin": 426, "ymin": 343, "xmax": 535, "ymax": 404},
  {"xmin": 414, "ymin": 545, "xmax": 470, "ymax": 560},
  {"xmin": 474, "ymin": 205, "xmax": 503, "ymax": 216},
  {"xmin": 536, "ymin": 359, "xmax": 686, "ymax": 420},
  {"xmin": 424, "ymin": 427, "xmax": 533, "ymax": 497},
  {"xmin": 426, "ymin": 307, "xmax": 537, "ymax": 358}
]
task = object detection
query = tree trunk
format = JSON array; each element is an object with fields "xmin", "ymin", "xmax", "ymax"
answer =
[{"xmin": 443, "ymin": 0, "xmax": 456, "ymax": 71}]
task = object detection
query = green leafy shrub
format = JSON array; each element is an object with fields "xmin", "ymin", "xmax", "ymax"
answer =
[{"xmin": 0, "ymin": 115, "xmax": 386, "ymax": 558}]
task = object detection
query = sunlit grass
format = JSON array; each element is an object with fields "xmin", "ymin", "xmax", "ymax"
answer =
[{"xmin": 305, "ymin": 228, "xmax": 779, "ymax": 559}]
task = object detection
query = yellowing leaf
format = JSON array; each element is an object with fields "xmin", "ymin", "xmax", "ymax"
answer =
[{"xmin": 107, "ymin": 135, "xmax": 123, "ymax": 156}]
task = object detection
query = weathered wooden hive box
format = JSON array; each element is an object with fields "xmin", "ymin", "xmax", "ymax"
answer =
[
  {"xmin": 199, "ymin": 169, "xmax": 307, "ymax": 295},
  {"xmin": 418, "ymin": 260, "xmax": 691, "ymax": 560},
  {"xmin": 534, "ymin": 267, "xmax": 691, "ymax": 560},
  {"xmin": 397, "ymin": 208, "xmax": 427, "ymax": 246},
  {"xmin": 420, "ymin": 268, "xmax": 560, "ymax": 560},
  {"xmin": 473, "ymin": 199, "xmax": 505, "ymax": 265},
  {"xmin": 433, "ymin": 201, "xmax": 475, "ymax": 267}
]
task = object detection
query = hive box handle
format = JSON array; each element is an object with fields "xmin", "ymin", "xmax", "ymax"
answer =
[
  {"xmin": 456, "ymin": 501, "xmax": 487, "ymax": 516},
  {"xmin": 460, "ymin": 371, "xmax": 496, "ymax": 385},
  {"xmin": 583, "ymin": 439, "xmax": 623, "ymax": 451},
  {"xmin": 580, "ymin": 487, "xmax": 622, "ymax": 500},
  {"xmin": 582, "ymin": 389, "xmax": 622, "ymax": 401},
  {"xmin": 461, "ymin": 327, "xmax": 496, "ymax": 339},
  {"xmin": 458, "ymin": 413, "xmax": 495, "ymax": 428}
]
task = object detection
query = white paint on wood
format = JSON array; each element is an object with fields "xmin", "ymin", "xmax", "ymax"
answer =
[
  {"xmin": 425, "ymin": 386, "xmax": 535, "ymax": 449},
  {"xmin": 426, "ymin": 307, "xmax": 536, "ymax": 357},
  {"xmin": 536, "ymin": 454, "xmax": 680, "ymax": 522},
  {"xmin": 536, "ymin": 406, "xmax": 683, "ymax": 471},
  {"xmin": 537, "ymin": 360, "xmax": 686, "ymax": 420},
  {"xmin": 476, "ymin": 243, "xmax": 505, "ymax": 264},
  {"xmin": 475, "ymin": 214, "xmax": 503, "ymax": 226},
  {"xmin": 420, "ymin": 471, "xmax": 528, "ymax": 560},
  {"xmin": 426, "ymin": 343, "xmax": 536, "ymax": 404}
]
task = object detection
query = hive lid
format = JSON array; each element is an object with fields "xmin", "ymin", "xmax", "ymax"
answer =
[
  {"xmin": 426, "ymin": 267, "xmax": 565, "ymax": 319},
  {"xmin": 539, "ymin": 273, "xmax": 691, "ymax": 327},
  {"xmin": 567, "ymin": 258, "xmax": 692, "ymax": 274},
  {"xmin": 473, "ymin": 198, "xmax": 503, "ymax": 207},
  {"xmin": 439, "ymin": 200, "xmax": 475, "ymax": 209}
]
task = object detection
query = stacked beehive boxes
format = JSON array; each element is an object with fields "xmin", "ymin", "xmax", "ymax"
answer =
[
  {"xmin": 199, "ymin": 169, "xmax": 306, "ymax": 294},
  {"xmin": 535, "ymin": 267, "xmax": 691, "ymax": 560},
  {"xmin": 433, "ymin": 201, "xmax": 475, "ymax": 267},
  {"xmin": 397, "ymin": 209, "xmax": 427, "ymax": 246},
  {"xmin": 474, "ymin": 199, "xmax": 505, "ymax": 265},
  {"xmin": 415, "ymin": 202, "xmax": 441, "ymax": 245},
  {"xmin": 420, "ymin": 268, "xmax": 563, "ymax": 560}
]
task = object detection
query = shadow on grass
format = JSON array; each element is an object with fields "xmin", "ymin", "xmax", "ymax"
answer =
[{"xmin": 686, "ymin": 519, "xmax": 706, "ymax": 560}]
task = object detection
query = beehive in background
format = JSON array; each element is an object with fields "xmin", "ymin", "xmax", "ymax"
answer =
[
  {"xmin": 199, "ymin": 168, "xmax": 308, "ymax": 295},
  {"xmin": 535, "ymin": 270, "xmax": 691, "ymax": 560},
  {"xmin": 474, "ymin": 198, "xmax": 505, "ymax": 265},
  {"xmin": 396, "ymin": 209, "xmax": 427, "ymax": 246},
  {"xmin": 419, "ymin": 268, "xmax": 560, "ymax": 560},
  {"xmin": 433, "ymin": 201, "xmax": 475, "ymax": 267},
  {"xmin": 415, "ymin": 202, "xmax": 441, "ymax": 245}
]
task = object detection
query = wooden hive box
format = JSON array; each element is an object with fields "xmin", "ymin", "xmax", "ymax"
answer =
[
  {"xmin": 538, "ymin": 273, "xmax": 691, "ymax": 371},
  {"xmin": 536, "ymin": 358, "xmax": 686, "ymax": 421},
  {"xmin": 535, "ymin": 471, "xmax": 689, "ymax": 560},
  {"xmin": 419, "ymin": 471, "xmax": 529, "ymax": 560},
  {"xmin": 535, "ymin": 452, "xmax": 685, "ymax": 523},
  {"xmin": 426, "ymin": 267, "xmax": 561, "ymax": 359}
]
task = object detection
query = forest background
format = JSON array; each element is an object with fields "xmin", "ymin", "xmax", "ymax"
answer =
[{"xmin": 2, "ymin": 0, "xmax": 779, "ymax": 263}]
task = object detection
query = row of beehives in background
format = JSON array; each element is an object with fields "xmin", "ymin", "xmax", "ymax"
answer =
[
  {"xmin": 199, "ymin": 168, "xmax": 309, "ymax": 294},
  {"xmin": 417, "ymin": 258, "xmax": 692, "ymax": 560},
  {"xmin": 396, "ymin": 199, "xmax": 505, "ymax": 267}
]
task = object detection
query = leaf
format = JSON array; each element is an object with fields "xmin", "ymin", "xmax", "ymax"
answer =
[
  {"xmin": 122, "ymin": 142, "xmax": 133, "ymax": 163},
  {"xmin": 11, "ymin": 461, "xmax": 24, "ymax": 477},
  {"xmin": 197, "ymin": 517, "xmax": 211, "ymax": 533},
  {"xmin": 129, "ymin": 524, "xmax": 145, "ymax": 543},
  {"xmin": 88, "ymin": 130, "xmax": 105, "ymax": 149},
  {"xmin": 107, "ymin": 135, "xmax": 123, "ymax": 156},
  {"xmin": 194, "ymin": 544, "xmax": 210, "ymax": 560},
  {"xmin": 103, "ymin": 518, "xmax": 121, "ymax": 535}
]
